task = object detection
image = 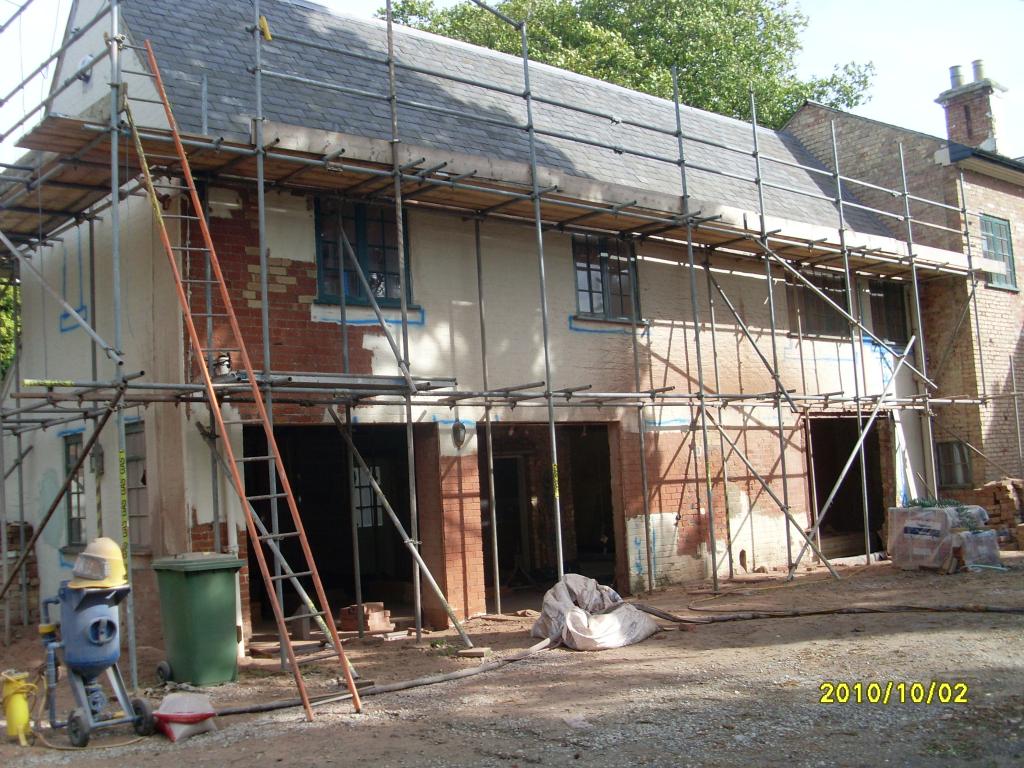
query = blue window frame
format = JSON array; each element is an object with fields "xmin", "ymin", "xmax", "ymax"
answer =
[
  {"xmin": 314, "ymin": 198, "xmax": 411, "ymax": 306},
  {"xmin": 981, "ymin": 214, "xmax": 1016, "ymax": 290},
  {"xmin": 573, "ymin": 234, "xmax": 637, "ymax": 321}
]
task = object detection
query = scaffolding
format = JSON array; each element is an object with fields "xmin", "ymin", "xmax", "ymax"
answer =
[{"xmin": 0, "ymin": 0, "xmax": 1016, "ymax": 687}]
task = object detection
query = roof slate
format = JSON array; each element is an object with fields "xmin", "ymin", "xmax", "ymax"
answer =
[{"xmin": 119, "ymin": 0, "xmax": 887, "ymax": 236}]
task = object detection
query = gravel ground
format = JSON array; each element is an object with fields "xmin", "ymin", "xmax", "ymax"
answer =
[{"xmin": 3, "ymin": 555, "xmax": 1023, "ymax": 767}]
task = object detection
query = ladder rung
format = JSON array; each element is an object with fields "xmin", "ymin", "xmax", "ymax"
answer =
[
  {"xmin": 258, "ymin": 531, "xmax": 301, "ymax": 542},
  {"xmin": 223, "ymin": 418, "xmax": 264, "ymax": 425},
  {"xmin": 272, "ymin": 570, "xmax": 312, "ymax": 582},
  {"xmin": 122, "ymin": 68, "xmax": 156, "ymax": 78},
  {"xmin": 285, "ymin": 610, "xmax": 326, "ymax": 623},
  {"xmin": 151, "ymin": 183, "xmax": 182, "ymax": 190},
  {"xmin": 163, "ymin": 214, "xmax": 200, "ymax": 220},
  {"xmin": 200, "ymin": 346, "xmax": 241, "ymax": 352},
  {"xmin": 172, "ymin": 245, "xmax": 210, "ymax": 252},
  {"xmin": 182, "ymin": 278, "xmax": 219, "ymax": 285},
  {"xmin": 237, "ymin": 455, "xmax": 275, "ymax": 463},
  {"xmin": 248, "ymin": 492, "xmax": 287, "ymax": 502},
  {"xmin": 128, "ymin": 95, "xmax": 165, "ymax": 104},
  {"xmin": 191, "ymin": 312, "xmax": 230, "ymax": 318}
]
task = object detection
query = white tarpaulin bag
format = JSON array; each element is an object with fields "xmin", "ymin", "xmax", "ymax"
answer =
[{"xmin": 531, "ymin": 574, "xmax": 660, "ymax": 650}]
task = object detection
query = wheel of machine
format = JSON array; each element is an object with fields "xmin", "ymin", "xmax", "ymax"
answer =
[
  {"xmin": 131, "ymin": 697, "xmax": 156, "ymax": 736},
  {"xmin": 67, "ymin": 708, "xmax": 90, "ymax": 748},
  {"xmin": 156, "ymin": 660, "xmax": 172, "ymax": 684}
]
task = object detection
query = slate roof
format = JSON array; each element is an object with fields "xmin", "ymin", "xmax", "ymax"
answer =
[{"xmin": 119, "ymin": 0, "xmax": 887, "ymax": 236}]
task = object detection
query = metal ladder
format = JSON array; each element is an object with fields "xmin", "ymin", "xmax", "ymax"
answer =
[{"xmin": 123, "ymin": 39, "xmax": 361, "ymax": 720}]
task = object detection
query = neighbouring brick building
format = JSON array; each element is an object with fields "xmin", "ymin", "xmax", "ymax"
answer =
[
  {"xmin": 2, "ymin": 0, "xmax": 1016, "ymax": 654},
  {"xmin": 787, "ymin": 60, "xmax": 1024, "ymax": 515}
]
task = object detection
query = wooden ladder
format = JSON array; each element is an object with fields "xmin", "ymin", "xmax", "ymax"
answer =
[{"xmin": 124, "ymin": 39, "xmax": 361, "ymax": 720}]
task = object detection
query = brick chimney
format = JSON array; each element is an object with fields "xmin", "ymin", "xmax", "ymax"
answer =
[{"xmin": 935, "ymin": 60, "xmax": 1007, "ymax": 152}]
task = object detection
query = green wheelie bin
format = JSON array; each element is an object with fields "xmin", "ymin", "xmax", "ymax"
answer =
[{"xmin": 152, "ymin": 553, "xmax": 245, "ymax": 686}]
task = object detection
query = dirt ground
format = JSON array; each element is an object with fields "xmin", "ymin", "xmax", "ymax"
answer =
[{"xmin": 3, "ymin": 555, "xmax": 1023, "ymax": 767}]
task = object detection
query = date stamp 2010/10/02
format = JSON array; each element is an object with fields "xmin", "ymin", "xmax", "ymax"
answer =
[{"xmin": 818, "ymin": 681, "xmax": 969, "ymax": 705}]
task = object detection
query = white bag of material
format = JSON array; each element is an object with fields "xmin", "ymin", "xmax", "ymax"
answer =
[
  {"xmin": 154, "ymin": 692, "xmax": 218, "ymax": 743},
  {"xmin": 531, "ymin": 574, "xmax": 660, "ymax": 651},
  {"xmin": 953, "ymin": 529, "xmax": 1001, "ymax": 567},
  {"xmin": 887, "ymin": 506, "xmax": 957, "ymax": 570}
]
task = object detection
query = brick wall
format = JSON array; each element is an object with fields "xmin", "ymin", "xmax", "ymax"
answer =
[
  {"xmin": 182, "ymin": 188, "xmax": 378, "ymax": 423},
  {"xmin": 787, "ymin": 103, "xmax": 1024, "ymax": 488},
  {"xmin": 941, "ymin": 88, "xmax": 998, "ymax": 149},
  {"xmin": 942, "ymin": 479, "xmax": 1023, "ymax": 531},
  {"xmin": 613, "ymin": 419, "xmax": 809, "ymax": 592},
  {"xmin": 414, "ymin": 425, "xmax": 486, "ymax": 629},
  {"xmin": 785, "ymin": 104, "xmax": 960, "ymax": 251}
]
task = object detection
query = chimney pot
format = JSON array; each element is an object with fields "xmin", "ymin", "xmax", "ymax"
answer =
[
  {"xmin": 972, "ymin": 59, "xmax": 985, "ymax": 82},
  {"xmin": 950, "ymin": 65, "xmax": 964, "ymax": 89}
]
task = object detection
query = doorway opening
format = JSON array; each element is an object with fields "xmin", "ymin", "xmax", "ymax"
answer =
[
  {"xmin": 809, "ymin": 416, "xmax": 885, "ymax": 558},
  {"xmin": 242, "ymin": 424, "xmax": 414, "ymax": 628}
]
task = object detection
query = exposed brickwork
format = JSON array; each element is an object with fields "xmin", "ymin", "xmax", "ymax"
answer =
[
  {"xmin": 940, "ymin": 86, "xmax": 999, "ymax": 150},
  {"xmin": 181, "ymin": 189, "xmax": 378, "ymax": 424},
  {"xmin": 415, "ymin": 425, "xmax": 486, "ymax": 629},
  {"xmin": 943, "ymin": 479, "xmax": 1023, "ymax": 531}
]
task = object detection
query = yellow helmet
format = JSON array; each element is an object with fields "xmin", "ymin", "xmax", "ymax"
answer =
[{"xmin": 68, "ymin": 537, "xmax": 127, "ymax": 589}]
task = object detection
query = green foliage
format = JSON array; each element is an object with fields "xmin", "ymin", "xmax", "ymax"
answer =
[
  {"xmin": 383, "ymin": 0, "xmax": 873, "ymax": 128},
  {"xmin": 0, "ymin": 281, "xmax": 18, "ymax": 379}
]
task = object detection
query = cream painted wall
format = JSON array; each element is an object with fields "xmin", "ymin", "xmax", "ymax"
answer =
[{"xmin": 49, "ymin": 0, "xmax": 169, "ymax": 131}]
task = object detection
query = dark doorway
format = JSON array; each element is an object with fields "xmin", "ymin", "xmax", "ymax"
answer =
[
  {"xmin": 566, "ymin": 425, "xmax": 615, "ymax": 583},
  {"xmin": 479, "ymin": 422, "xmax": 617, "ymax": 605},
  {"xmin": 492, "ymin": 456, "xmax": 530, "ymax": 577},
  {"xmin": 809, "ymin": 416, "xmax": 885, "ymax": 558},
  {"xmin": 242, "ymin": 424, "xmax": 413, "ymax": 625}
]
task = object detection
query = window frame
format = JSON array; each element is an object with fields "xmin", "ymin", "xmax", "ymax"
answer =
[
  {"xmin": 980, "ymin": 214, "xmax": 1017, "ymax": 290},
  {"xmin": 63, "ymin": 433, "xmax": 86, "ymax": 548},
  {"xmin": 125, "ymin": 420, "xmax": 150, "ymax": 551},
  {"xmin": 352, "ymin": 465, "xmax": 384, "ymax": 529},
  {"xmin": 867, "ymin": 279, "xmax": 910, "ymax": 348},
  {"xmin": 936, "ymin": 440, "xmax": 972, "ymax": 490},
  {"xmin": 787, "ymin": 269, "xmax": 852, "ymax": 339},
  {"xmin": 314, "ymin": 198, "xmax": 413, "ymax": 308},
  {"xmin": 572, "ymin": 233, "xmax": 640, "ymax": 323}
]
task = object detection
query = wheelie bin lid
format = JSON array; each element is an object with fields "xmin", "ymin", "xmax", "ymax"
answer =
[{"xmin": 152, "ymin": 553, "xmax": 245, "ymax": 572}]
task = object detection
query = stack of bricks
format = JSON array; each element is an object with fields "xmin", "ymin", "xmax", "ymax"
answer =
[
  {"xmin": 337, "ymin": 602, "xmax": 395, "ymax": 633},
  {"xmin": 944, "ymin": 479, "xmax": 1024, "ymax": 533},
  {"xmin": 4, "ymin": 522, "xmax": 38, "ymax": 625}
]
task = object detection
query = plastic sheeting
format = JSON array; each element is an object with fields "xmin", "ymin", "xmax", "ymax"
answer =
[
  {"xmin": 531, "ymin": 574, "xmax": 660, "ymax": 651},
  {"xmin": 887, "ymin": 506, "xmax": 999, "ymax": 571}
]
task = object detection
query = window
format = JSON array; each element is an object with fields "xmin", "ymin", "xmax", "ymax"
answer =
[
  {"xmin": 64, "ymin": 433, "xmax": 86, "ymax": 547},
  {"xmin": 981, "ymin": 215, "xmax": 1016, "ymax": 289},
  {"xmin": 573, "ymin": 234, "xmax": 637, "ymax": 321},
  {"xmin": 789, "ymin": 269, "xmax": 851, "ymax": 338},
  {"xmin": 315, "ymin": 198, "xmax": 409, "ymax": 305},
  {"xmin": 868, "ymin": 280, "xmax": 909, "ymax": 347},
  {"xmin": 352, "ymin": 466, "xmax": 383, "ymax": 528},
  {"xmin": 936, "ymin": 441, "xmax": 971, "ymax": 489},
  {"xmin": 125, "ymin": 422, "xmax": 149, "ymax": 550}
]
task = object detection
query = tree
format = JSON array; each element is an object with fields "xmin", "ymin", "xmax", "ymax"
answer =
[
  {"xmin": 0, "ymin": 281, "xmax": 17, "ymax": 379},
  {"xmin": 383, "ymin": 0, "xmax": 873, "ymax": 129}
]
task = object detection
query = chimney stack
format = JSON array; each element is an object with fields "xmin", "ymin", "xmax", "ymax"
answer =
[{"xmin": 936, "ymin": 60, "xmax": 1007, "ymax": 153}]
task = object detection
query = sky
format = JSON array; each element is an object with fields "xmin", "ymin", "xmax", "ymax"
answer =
[{"xmin": 1, "ymin": 0, "xmax": 1022, "ymax": 165}]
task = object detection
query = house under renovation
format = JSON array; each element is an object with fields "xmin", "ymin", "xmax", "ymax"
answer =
[{"xmin": 1, "ymin": 0, "xmax": 1019, "ymax": 707}]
